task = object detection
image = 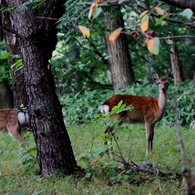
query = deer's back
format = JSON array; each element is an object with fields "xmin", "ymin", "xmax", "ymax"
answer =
[
  {"xmin": 0, "ymin": 109, "xmax": 19, "ymax": 130},
  {"xmin": 104, "ymin": 94, "xmax": 159, "ymax": 123}
]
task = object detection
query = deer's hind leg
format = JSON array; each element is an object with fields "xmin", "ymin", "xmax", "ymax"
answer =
[{"xmin": 7, "ymin": 124, "xmax": 24, "ymax": 143}]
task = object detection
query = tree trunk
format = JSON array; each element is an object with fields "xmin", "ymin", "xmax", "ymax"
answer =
[
  {"xmin": 1, "ymin": 0, "xmax": 79, "ymax": 175},
  {"xmin": 0, "ymin": 3, "xmax": 27, "ymax": 108},
  {"xmin": 168, "ymin": 39, "xmax": 184, "ymax": 85},
  {"xmin": 0, "ymin": 82, "xmax": 13, "ymax": 109},
  {"xmin": 104, "ymin": 5, "xmax": 135, "ymax": 91}
]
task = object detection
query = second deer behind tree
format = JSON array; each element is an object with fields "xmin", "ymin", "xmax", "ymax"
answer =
[{"xmin": 101, "ymin": 73, "xmax": 171, "ymax": 156}]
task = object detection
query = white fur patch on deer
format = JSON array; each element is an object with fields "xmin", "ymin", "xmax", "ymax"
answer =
[{"xmin": 0, "ymin": 109, "xmax": 29, "ymax": 143}]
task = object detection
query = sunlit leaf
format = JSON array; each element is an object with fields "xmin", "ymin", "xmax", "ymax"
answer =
[
  {"xmin": 77, "ymin": 25, "xmax": 90, "ymax": 38},
  {"xmin": 88, "ymin": 0, "xmax": 101, "ymax": 20},
  {"xmin": 90, "ymin": 159, "xmax": 98, "ymax": 164},
  {"xmin": 179, "ymin": 8, "xmax": 193, "ymax": 19},
  {"xmin": 140, "ymin": 17, "xmax": 149, "ymax": 32},
  {"xmin": 139, "ymin": 10, "xmax": 149, "ymax": 18},
  {"xmin": 17, "ymin": 168, "xmax": 25, "ymax": 173},
  {"xmin": 147, "ymin": 37, "xmax": 160, "ymax": 55},
  {"xmin": 155, "ymin": 6, "xmax": 165, "ymax": 15},
  {"xmin": 109, "ymin": 28, "xmax": 123, "ymax": 43}
]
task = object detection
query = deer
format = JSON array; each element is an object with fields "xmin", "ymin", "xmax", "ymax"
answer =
[
  {"xmin": 0, "ymin": 109, "xmax": 29, "ymax": 143},
  {"xmin": 100, "ymin": 73, "xmax": 171, "ymax": 156}
]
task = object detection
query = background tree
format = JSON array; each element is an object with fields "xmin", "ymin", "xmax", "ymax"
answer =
[{"xmin": 104, "ymin": 5, "xmax": 135, "ymax": 90}]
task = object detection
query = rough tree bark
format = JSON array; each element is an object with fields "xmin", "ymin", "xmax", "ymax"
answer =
[
  {"xmin": 1, "ymin": 0, "xmax": 79, "ymax": 175},
  {"xmin": 104, "ymin": 5, "xmax": 135, "ymax": 91}
]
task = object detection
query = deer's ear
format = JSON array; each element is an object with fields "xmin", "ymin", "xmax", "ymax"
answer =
[
  {"xmin": 152, "ymin": 73, "xmax": 159, "ymax": 81},
  {"xmin": 167, "ymin": 72, "xmax": 172, "ymax": 78}
]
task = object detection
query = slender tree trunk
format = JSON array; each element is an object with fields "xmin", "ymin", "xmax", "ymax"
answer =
[
  {"xmin": 168, "ymin": 39, "xmax": 184, "ymax": 85},
  {"xmin": 104, "ymin": 5, "xmax": 135, "ymax": 91},
  {"xmin": 1, "ymin": 0, "xmax": 79, "ymax": 175},
  {"xmin": 69, "ymin": 41, "xmax": 82, "ymax": 93}
]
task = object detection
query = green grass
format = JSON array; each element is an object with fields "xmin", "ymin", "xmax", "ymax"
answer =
[{"xmin": 0, "ymin": 122, "xmax": 194, "ymax": 195}]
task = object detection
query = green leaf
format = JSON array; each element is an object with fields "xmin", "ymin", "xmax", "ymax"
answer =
[
  {"xmin": 179, "ymin": 8, "xmax": 193, "ymax": 19},
  {"xmin": 155, "ymin": 14, "xmax": 169, "ymax": 25},
  {"xmin": 0, "ymin": 51, "xmax": 10, "ymax": 59},
  {"xmin": 93, "ymin": 6, "xmax": 102, "ymax": 19},
  {"xmin": 93, "ymin": 145, "xmax": 109, "ymax": 156},
  {"xmin": 32, "ymin": 191, "xmax": 44, "ymax": 195},
  {"xmin": 11, "ymin": 59, "xmax": 23, "ymax": 68},
  {"xmin": 118, "ymin": 0, "xmax": 126, "ymax": 4}
]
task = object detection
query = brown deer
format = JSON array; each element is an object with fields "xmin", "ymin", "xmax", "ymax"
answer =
[
  {"xmin": 0, "ymin": 109, "xmax": 29, "ymax": 143},
  {"xmin": 100, "ymin": 73, "xmax": 171, "ymax": 155}
]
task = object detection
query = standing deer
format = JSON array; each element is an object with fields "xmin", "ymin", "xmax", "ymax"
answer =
[
  {"xmin": 100, "ymin": 73, "xmax": 171, "ymax": 155},
  {"xmin": 0, "ymin": 109, "xmax": 29, "ymax": 143}
]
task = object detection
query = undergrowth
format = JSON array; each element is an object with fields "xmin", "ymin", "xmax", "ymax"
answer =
[{"xmin": 61, "ymin": 80, "xmax": 195, "ymax": 127}]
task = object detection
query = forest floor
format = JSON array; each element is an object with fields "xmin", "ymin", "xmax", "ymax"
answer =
[{"xmin": 0, "ymin": 123, "xmax": 194, "ymax": 195}]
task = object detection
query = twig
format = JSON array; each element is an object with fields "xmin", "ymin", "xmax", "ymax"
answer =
[
  {"xmin": 173, "ymin": 97, "xmax": 195, "ymax": 195},
  {"xmin": 159, "ymin": 35, "xmax": 195, "ymax": 39}
]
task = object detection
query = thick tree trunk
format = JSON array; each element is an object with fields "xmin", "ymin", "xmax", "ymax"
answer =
[
  {"xmin": 1, "ymin": 0, "xmax": 79, "ymax": 175},
  {"xmin": 104, "ymin": 5, "xmax": 135, "ymax": 91}
]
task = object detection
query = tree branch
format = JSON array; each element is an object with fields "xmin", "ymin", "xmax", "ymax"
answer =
[
  {"xmin": 160, "ymin": 0, "xmax": 195, "ymax": 12},
  {"xmin": 129, "ymin": 1, "xmax": 195, "ymax": 29}
]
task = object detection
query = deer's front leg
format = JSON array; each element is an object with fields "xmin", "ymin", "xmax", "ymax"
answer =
[{"xmin": 145, "ymin": 121, "xmax": 155, "ymax": 156}]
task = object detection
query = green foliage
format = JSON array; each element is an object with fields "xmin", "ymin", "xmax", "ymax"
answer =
[
  {"xmin": 0, "ymin": 41, "xmax": 11, "ymax": 85},
  {"xmin": 18, "ymin": 140, "xmax": 38, "ymax": 174},
  {"xmin": 165, "ymin": 81, "xmax": 195, "ymax": 126},
  {"xmin": 61, "ymin": 80, "xmax": 194, "ymax": 127},
  {"xmin": 52, "ymin": 0, "xmax": 195, "ymax": 91},
  {"xmin": 61, "ymin": 89, "xmax": 112, "ymax": 124}
]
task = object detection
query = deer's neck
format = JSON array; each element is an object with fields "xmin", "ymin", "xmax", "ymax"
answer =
[{"xmin": 158, "ymin": 91, "xmax": 167, "ymax": 112}]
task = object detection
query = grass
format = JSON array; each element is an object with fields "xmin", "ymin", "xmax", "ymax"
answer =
[{"xmin": 0, "ymin": 122, "xmax": 194, "ymax": 195}]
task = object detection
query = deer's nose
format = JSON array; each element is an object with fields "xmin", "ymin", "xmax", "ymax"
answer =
[{"xmin": 162, "ymin": 88, "xmax": 166, "ymax": 93}]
